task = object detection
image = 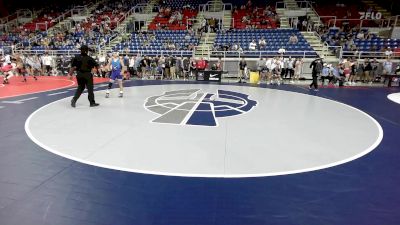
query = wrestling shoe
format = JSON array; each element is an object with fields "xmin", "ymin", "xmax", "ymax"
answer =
[
  {"xmin": 90, "ymin": 103, "xmax": 100, "ymax": 107},
  {"xmin": 118, "ymin": 92, "xmax": 123, "ymax": 98},
  {"xmin": 71, "ymin": 99, "xmax": 76, "ymax": 108},
  {"xmin": 105, "ymin": 90, "xmax": 110, "ymax": 98}
]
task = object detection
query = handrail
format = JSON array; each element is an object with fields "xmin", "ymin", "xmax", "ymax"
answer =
[
  {"xmin": 14, "ymin": 32, "xmax": 44, "ymax": 51},
  {"xmin": 0, "ymin": 9, "xmax": 32, "ymax": 26},
  {"xmin": 14, "ymin": 49, "xmax": 80, "ymax": 56},
  {"xmin": 326, "ymin": 18, "xmax": 391, "ymax": 28},
  {"xmin": 309, "ymin": 30, "xmax": 342, "ymax": 59},
  {"xmin": 210, "ymin": 50, "xmax": 319, "ymax": 59},
  {"xmin": 342, "ymin": 50, "xmax": 400, "ymax": 60}
]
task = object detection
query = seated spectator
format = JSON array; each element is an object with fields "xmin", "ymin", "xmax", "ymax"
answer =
[
  {"xmin": 249, "ymin": 40, "xmax": 257, "ymax": 51},
  {"xmin": 258, "ymin": 37, "xmax": 267, "ymax": 48},
  {"xmin": 278, "ymin": 47, "xmax": 286, "ymax": 55},
  {"xmin": 288, "ymin": 33, "xmax": 298, "ymax": 44},
  {"xmin": 356, "ymin": 32, "xmax": 364, "ymax": 39},
  {"xmin": 184, "ymin": 33, "xmax": 191, "ymax": 40},
  {"xmin": 242, "ymin": 15, "xmax": 251, "ymax": 24},
  {"xmin": 231, "ymin": 43, "xmax": 239, "ymax": 51},
  {"xmin": 385, "ymin": 47, "xmax": 393, "ymax": 58}
]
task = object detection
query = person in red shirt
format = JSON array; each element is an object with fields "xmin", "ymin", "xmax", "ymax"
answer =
[{"xmin": 196, "ymin": 57, "xmax": 208, "ymax": 71}]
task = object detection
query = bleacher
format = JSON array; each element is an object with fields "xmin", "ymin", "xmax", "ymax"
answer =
[
  {"xmin": 23, "ymin": 12, "xmax": 65, "ymax": 32},
  {"xmin": 233, "ymin": 8, "xmax": 277, "ymax": 29},
  {"xmin": 148, "ymin": 9, "xmax": 198, "ymax": 30},
  {"xmin": 322, "ymin": 29, "xmax": 400, "ymax": 52},
  {"xmin": 113, "ymin": 30, "xmax": 199, "ymax": 56},
  {"xmin": 315, "ymin": 0, "xmax": 380, "ymax": 27},
  {"xmin": 213, "ymin": 29, "xmax": 318, "ymax": 58},
  {"xmin": 161, "ymin": 0, "xmax": 206, "ymax": 9}
]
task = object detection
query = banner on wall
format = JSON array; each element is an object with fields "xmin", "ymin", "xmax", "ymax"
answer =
[{"xmin": 359, "ymin": 11, "xmax": 382, "ymax": 20}]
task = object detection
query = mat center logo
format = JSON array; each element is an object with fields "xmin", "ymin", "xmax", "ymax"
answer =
[{"xmin": 145, "ymin": 89, "xmax": 257, "ymax": 126}]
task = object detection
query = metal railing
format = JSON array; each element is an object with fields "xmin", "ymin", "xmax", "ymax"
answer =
[
  {"xmin": 14, "ymin": 49, "xmax": 80, "ymax": 56},
  {"xmin": 0, "ymin": 9, "xmax": 32, "ymax": 24},
  {"xmin": 199, "ymin": 1, "xmax": 233, "ymax": 12},
  {"xmin": 310, "ymin": 30, "xmax": 343, "ymax": 59},
  {"xmin": 209, "ymin": 50, "xmax": 318, "ymax": 59},
  {"xmin": 342, "ymin": 51, "xmax": 400, "ymax": 60},
  {"xmin": 326, "ymin": 18, "xmax": 394, "ymax": 28}
]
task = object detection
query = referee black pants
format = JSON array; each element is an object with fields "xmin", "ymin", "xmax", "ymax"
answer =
[
  {"xmin": 73, "ymin": 72, "xmax": 95, "ymax": 104},
  {"xmin": 310, "ymin": 72, "xmax": 319, "ymax": 89}
]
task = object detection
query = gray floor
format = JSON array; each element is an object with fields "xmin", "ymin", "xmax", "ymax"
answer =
[{"xmin": 25, "ymin": 84, "xmax": 383, "ymax": 177}]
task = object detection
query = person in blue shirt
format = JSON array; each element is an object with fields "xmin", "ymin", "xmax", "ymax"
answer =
[
  {"xmin": 106, "ymin": 52, "xmax": 125, "ymax": 98},
  {"xmin": 320, "ymin": 63, "xmax": 330, "ymax": 86}
]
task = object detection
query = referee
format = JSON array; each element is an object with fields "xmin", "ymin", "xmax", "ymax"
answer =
[{"xmin": 68, "ymin": 45, "xmax": 99, "ymax": 108}]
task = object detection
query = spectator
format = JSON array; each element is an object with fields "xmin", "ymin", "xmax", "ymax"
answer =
[
  {"xmin": 42, "ymin": 53, "xmax": 53, "ymax": 76},
  {"xmin": 385, "ymin": 47, "xmax": 393, "ymax": 58},
  {"xmin": 382, "ymin": 58, "xmax": 393, "ymax": 75},
  {"xmin": 288, "ymin": 33, "xmax": 298, "ymax": 44},
  {"xmin": 249, "ymin": 40, "xmax": 257, "ymax": 51},
  {"xmin": 258, "ymin": 37, "xmax": 267, "ymax": 48},
  {"xmin": 196, "ymin": 57, "xmax": 208, "ymax": 71},
  {"xmin": 363, "ymin": 58, "xmax": 373, "ymax": 84},
  {"xmin": 238, "ymin": 57, "xmax": 247, "ymax": 83}
]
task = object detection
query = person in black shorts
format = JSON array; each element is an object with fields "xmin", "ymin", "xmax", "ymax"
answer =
[{"xmin": 68, "ymin": 45, "xmax": 99, "ymax": 108}]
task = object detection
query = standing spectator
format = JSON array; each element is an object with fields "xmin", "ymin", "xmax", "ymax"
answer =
[
  {"xmin": 129, "ymin": 55, "xmax": 136, "ymax": 77},
  {"xmin": 196, "ymin": 57, "xmax": 208, "ymax": 71},
  {"xmin": 190, "ymin": 57, "xmax": 197, "ymax": 78},
  {"xmin": 238, "ymin": 57, "xmax": 247, "ymax": 83},
  {"xmin": 348, "ymin": 59, "xmax": 358, "ymax": 85},
  {"xmin": 42, "ymin": 52, "xmax": 53, "ymax": 76},
  {"xmin": 175, "ymin": 57, "xmax": 182, "ymax": 79},
  {"xmin": 286, "ymin": 57, "xmax": 295, "ymax": 82},
  {"xmin": 363, "ymin": 58, "xmax": 373, "ymax": 84},
  {"xmin": 150, "ymin": 56, "xmax": 158, "ymax": 79},
  {"xmin": 293, "ymin": 58, "xmax": 303, "ymax": 83},
  {"xmin": 382, "ymin": 58, "xmax": 393, "ymax": 75},
  {"xmin": 164, "ymin": 55, "xmax": 171, "ymax": 79},
  {"xmin": 370, "ymin": 58, "xmax": 379, "ymax": 81},
  {"xmin": 140, "ymin": 56, "xmax": 149, "ymax": 79},
  {"xmin": 135, "ymin": 54, "xmax": 142, "ymax": 78},
  {"xmin": 169, "ymin": 56, "xmax": 177, "ymax": 80},
  {"xmin": 216, "ymin": 57, "xmax": 223, "ymax": 71},
  {"xmin": 182, "ymin": 57, "xmax": 190, "ymax": 80}
]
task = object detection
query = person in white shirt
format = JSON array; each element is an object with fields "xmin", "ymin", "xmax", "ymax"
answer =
[
  {"xmin": 129, "ymin": 56, "xmax": 136, "ymax": 77},
  {"xmin": 385, "ymin": 47, "xmax": 393, "ymax": 58},
  {"xmin": 271, "ymin": 57, "xmax": 282, "ymax": 85},
  {"xmin": 265, "ymin": 57, "xmax": 273, "ymax": 84},
  {"xmin": 356, "ymin": 32, "xmax": 364, "ymax": 39},
  {"xmin": 278, "ymin": 47, "xmax": 286, "ymax": 55},
  {"xmin": 41, "ymin": 53, "xmax": 53, "ymax": 76},
  {"xmin": 249, "ymin": 40, "xmax": 257, "ymax": 51}
]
